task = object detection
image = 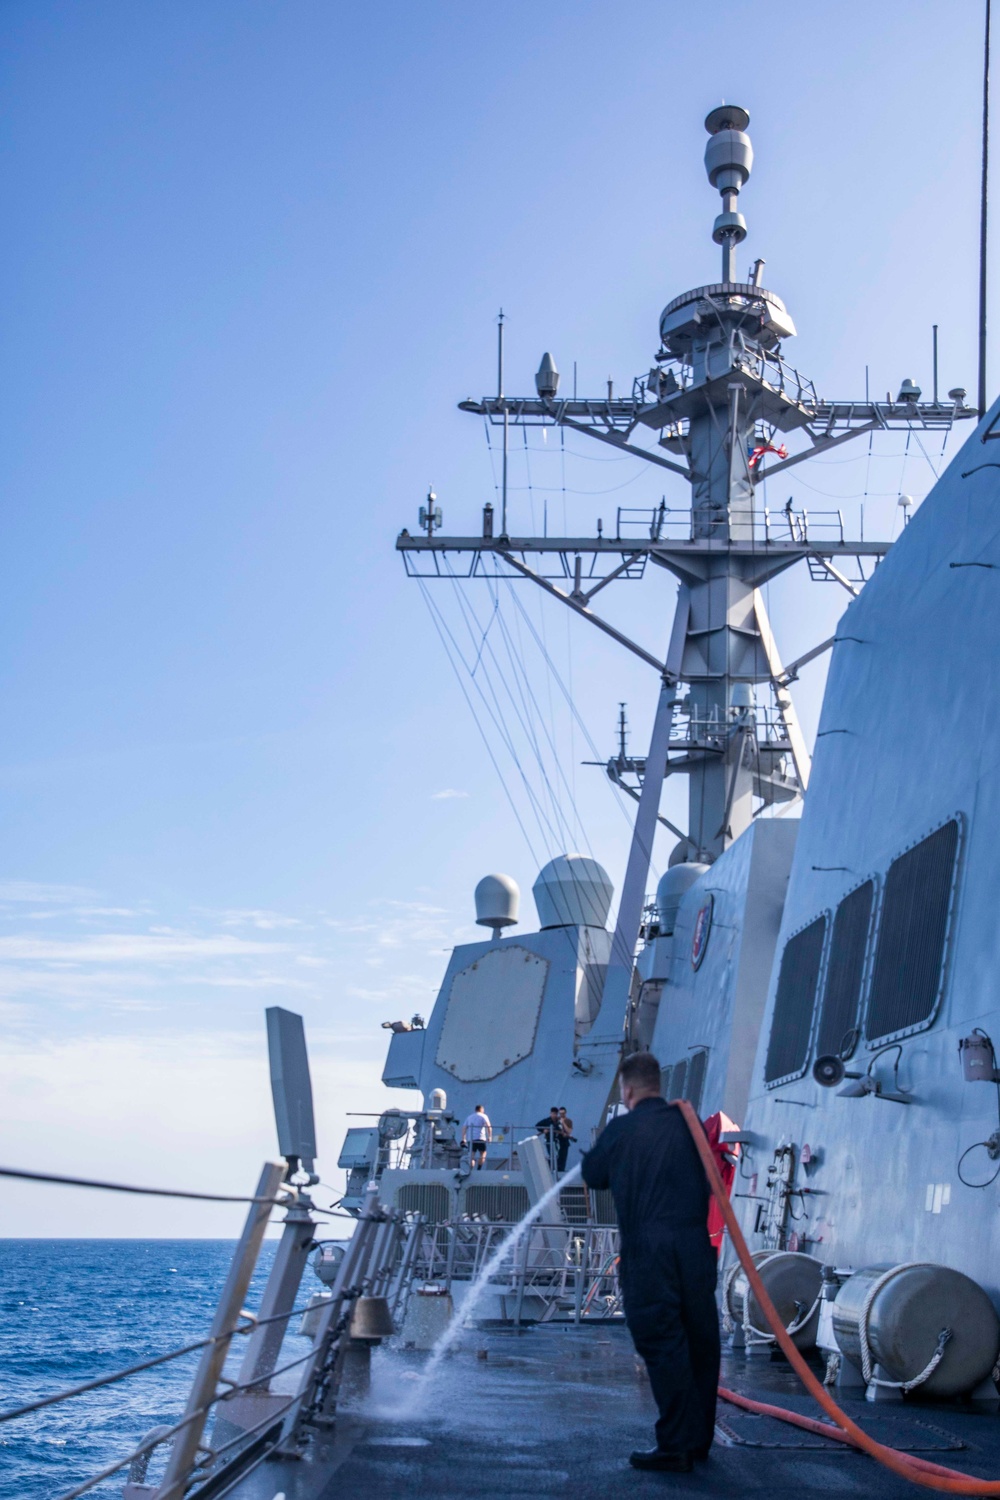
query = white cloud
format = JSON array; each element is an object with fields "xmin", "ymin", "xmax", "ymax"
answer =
[
  {"xmin": 430, "ymin": 788, "xmax": 469, "ymax": 800},
  {"xmin": 213, "ymin": 908, "xmax": 304, "ymax": 931},
  {"xmin": 0, "ymin": 932, "xmax": 282, "ymax": 963},
  {"xmin": 0, "ymin": 880, "xmax": 97, "ymax": 904}
]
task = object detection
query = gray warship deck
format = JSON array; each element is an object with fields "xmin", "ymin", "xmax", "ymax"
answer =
[{"xmin": 227, "ymin": 1326, "xmax": 1000, "ymax": 1499}]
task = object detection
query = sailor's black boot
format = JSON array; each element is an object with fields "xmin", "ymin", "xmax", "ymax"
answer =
[{"xmin": 628, "ymin": 1449, "xmax": 694, "ymax": 1473}]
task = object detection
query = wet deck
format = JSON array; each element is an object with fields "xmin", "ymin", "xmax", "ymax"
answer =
[{"xmin": 231, "ymin": 1325, "xmax": 1000, "ymax": 1499}]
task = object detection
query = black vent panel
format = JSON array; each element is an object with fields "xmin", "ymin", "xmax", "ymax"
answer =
[
  {"xmin": 764, "ymin": 916, "xmax": 827, "ymax": 1084},
  {"xmin": 686, "ymin": 1049, "xmax": 708, "ymax": 1113},
  {"xmin": 586, "ymin": 1187, "xmax": 617, "ymax": 1225},
  {"xmin": 866, "ymin": 820, "xmax": 959, "ymax": 1042},
  {"xmin": 816, "ymin": 881, "xmax": 874, "ymax": 1059},
  {"xmin": 668, "ymin": 1057, "xmax": 688, "ymax": 1101}
]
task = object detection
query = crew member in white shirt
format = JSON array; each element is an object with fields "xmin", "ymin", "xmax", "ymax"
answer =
[{"xmin": 461, "ymin": 1104, "xmax": 492, "ymax": 1169}]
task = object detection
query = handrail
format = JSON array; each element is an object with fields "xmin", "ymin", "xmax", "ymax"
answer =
[
  {"xmin": 0, "ymin": 1162, "xmax": 294, "ymax": 1204},
  {"xmin": 0, "ymin": 1300, "xmax": 317, "ymax": 1425},
  {"xmin": 10, "ymin": 1169, "xmax": 421, "ymax": 1500}
]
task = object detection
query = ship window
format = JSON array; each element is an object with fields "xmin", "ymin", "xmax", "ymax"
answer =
[
  {"xmin": 865, "ymin": 819, "xmax": 960, "ymax": 1043},
  {"xmin": 764, "ymin": 915, "xmax": 827, "ymax": 1085},
  {"xmin": 668, "ymin": 1057, "xmax": 688, "ymax": 1101},
  {"xmin": 816, "ymin": 881, "xmax": 874, "ymax": 1059},
  {"xmin": 686, "ymin": 1049, "xmax": 708, "ymax": 1113}
]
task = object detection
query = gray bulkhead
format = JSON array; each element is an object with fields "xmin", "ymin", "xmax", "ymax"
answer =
[
  {"xmin": 642, "ymin": 819, "xmax": 798, "ymax": 1125},
  {"xmin": 383, "ymin": 920, "xmax": 612, "ymax": 1158},
  {"xmin": 738, "ymin": 403, "xmax": 1000, "ymax": 1297}
]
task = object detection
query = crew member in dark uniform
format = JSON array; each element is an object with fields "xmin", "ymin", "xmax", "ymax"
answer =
[{"xmin": 582, "ymin": 1051, "xmax": 719, "ymax": 1473}]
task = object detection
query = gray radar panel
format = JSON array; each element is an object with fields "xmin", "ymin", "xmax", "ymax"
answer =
[{"xmin": 266, "ymin": 1005, "xmax": 317, "ymax": 1173}]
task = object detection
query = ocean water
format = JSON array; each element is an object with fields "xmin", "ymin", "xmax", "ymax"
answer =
[{"xmin": 0, "ymin": 1239, "xmax": 295, "ymax": 1500}]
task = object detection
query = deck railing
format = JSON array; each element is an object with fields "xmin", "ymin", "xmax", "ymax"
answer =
[{"xmin": 0, "ymin": 1163, "xmax": 422, "ymax": 1500}]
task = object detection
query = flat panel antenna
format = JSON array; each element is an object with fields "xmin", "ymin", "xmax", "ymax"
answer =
[{"xmin": 266, "ymin": 1006, "xmax": 317, "ymax": 1178}]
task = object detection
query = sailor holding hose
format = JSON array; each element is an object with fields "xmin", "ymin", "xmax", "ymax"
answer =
[{"xmin": 582, "ymin": 1050, "xmax": 719, "ymax": 1474}]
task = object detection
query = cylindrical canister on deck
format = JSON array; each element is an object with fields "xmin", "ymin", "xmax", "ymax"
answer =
[
  {"xmin": 833, "ymin": 1262, "xmax": 1000, "ymax": 1397},
  {"xmin": 727, "ymin": 1251, "xmax": 824, "ymax": 1349}
]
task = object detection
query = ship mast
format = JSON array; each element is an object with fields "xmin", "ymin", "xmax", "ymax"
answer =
[{"xmin": 398, "ymin": 106, "xmax": 974, "ymax": 1059}]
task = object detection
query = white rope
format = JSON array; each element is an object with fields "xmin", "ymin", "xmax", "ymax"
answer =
[
  {"xmin": 857, "ymin": 1262, "xmax": 953, "ymax": 1391},
  {"xmin": 725, "ymin": 1253, "xmax": 822, "ymax": 1347}
]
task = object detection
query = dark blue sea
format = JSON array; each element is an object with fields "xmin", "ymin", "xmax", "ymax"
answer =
[{"xmin": 0, "ymin": 1239, "xmax": 292, "ymax": 1500}]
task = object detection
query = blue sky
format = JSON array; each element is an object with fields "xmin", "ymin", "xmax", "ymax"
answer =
[{"xmin": 0, "ymin": 1, "xmax": 987, "ymax": 1233}]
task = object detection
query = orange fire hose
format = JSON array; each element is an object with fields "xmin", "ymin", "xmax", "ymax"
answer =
[
  {"xmin": 716, "ymin": 1386, "xmax": 971, "ymax": 1480},
  {"xmin": 675, "ymin": 1098, "xmax": 1000, "ymax": 1493}
]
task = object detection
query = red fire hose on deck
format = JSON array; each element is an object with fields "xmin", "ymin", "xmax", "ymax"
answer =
[{"xmin": 676, "ymin": 1098, "xmax": 1000, "ymax": 1494}]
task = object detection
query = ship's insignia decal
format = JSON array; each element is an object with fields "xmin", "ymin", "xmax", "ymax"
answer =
[{"xmin": 691, "ymin": 895, "xmax": 714, "ymax": 970}]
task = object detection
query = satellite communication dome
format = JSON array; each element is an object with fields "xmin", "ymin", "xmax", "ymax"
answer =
[
  {"xmin": 655, "ymin": 863, "xmax": 710, "ymax": 937},
  {"xmin": 474, "ymin": 873, "xmax": 520, "ymax": 932},
  {"xmin": 532, "ymin": 854, "xmax": 614, "ymax": 930}
]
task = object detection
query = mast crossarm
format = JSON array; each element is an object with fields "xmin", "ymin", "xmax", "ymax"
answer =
[
  {"xmin": 761, "ymin": 399, "xmax": 976, "ymax": 481},
  {"xmin": 557, "ymin": 414, "xmax": 693, "ymax": 478},
  {"xmin": 459, "ymin": 395, "xmax": 646, "ymax": 428},
  {"xmin": 396, "ymin": 534, "xmax": 890, "ymax": 558},
  {"xmin": 457, "ymin": 394, "xmax": 694, "ymax": 478},
  {"xmin": 496, "ymin": 551, "xmax": 669, "ymax": 675}
]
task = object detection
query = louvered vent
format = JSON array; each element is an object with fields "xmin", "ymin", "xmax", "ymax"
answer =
[
  {"xmin": 816, "ymin": 881, "xmax": 874, "ymax": 1059},
  {"xmin": 764, "ymin": 915, "xmax": 827, "ymax": 1084},
  {"xmin": 396, "ymin": 1183, "xmax": 451, "ymax": 1222},
  {"xmin": 866, "ymin": 819, "xmax": 959, "ymax": 1042},
  {"xmin": 586, "ymin": 1188, "xmax": 617, "ymax": 1225},
  {"xmin": 669, "ymin": 1057, "xmax": 688, "ymax": 1101},
  {"xmin": 686, "ymin": 1049, "xmax": 708, "ymax": 1113},
  {"xmin": 463, "ymin": 1184, "xmax": 530, "ymax": 1222}
]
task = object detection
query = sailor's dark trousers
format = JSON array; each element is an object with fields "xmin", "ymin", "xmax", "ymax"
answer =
[{"xmin": 621, "ymin": 1223, "xmax": 720, "ymax": 1456}]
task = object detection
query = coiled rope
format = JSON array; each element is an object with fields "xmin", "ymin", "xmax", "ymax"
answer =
[{"xmin": 675, "ymin": 1098, "xmax": 1000, "ymax": 1494}]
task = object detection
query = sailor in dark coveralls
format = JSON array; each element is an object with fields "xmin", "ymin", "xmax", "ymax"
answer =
[{"xmin": 582, "ymin": 1051, "xmax": 720, "ymax": 1473}]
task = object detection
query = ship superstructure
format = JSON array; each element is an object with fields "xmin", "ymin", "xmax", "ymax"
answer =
[
  {"xmin": 366, "ymin": 105, "xmax": 974, "ymax": 1192},
  {"xmin": 732, "ymin": 401, "xmax": 1000, "ymax": 1297}
]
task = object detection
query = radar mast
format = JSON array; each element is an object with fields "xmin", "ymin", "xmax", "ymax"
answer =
[{"xmin": 397, "ymin": 106, "xmax": 974, "ymax": 1062}]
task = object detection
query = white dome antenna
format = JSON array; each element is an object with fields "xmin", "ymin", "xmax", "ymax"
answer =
[
  {"xmin": 474, "ymin": 873, "xmax": 520, "ymax": 939},
  {"xmin": 533, "ymin": 854, "xmax": 614, "ymax": 930}
]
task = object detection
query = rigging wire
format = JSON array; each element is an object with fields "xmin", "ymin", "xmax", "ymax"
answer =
[
  {"xmin": 500, "ymin": 571, "xmax": 661, "ymax": 861},
  {"xmin": 416, "ymin": 579, "xmax": 542, "ymax": 866},
  {"xmin": 481, "ymin": 569, "xmax": 577, "ymax": 851},
  {"xmin": 439, "ymin": 571, "xmax": 573, "ymax": 854},
  {"xmin": 487, "ymin": 567, "xmax": 595, "ymax": 857}
]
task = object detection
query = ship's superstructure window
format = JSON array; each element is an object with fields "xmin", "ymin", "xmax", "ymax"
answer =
[
  {"xmin": 816, "ymin": 880, "xmax": 874, "ymax": 1059},
  {"xmin": 865, "ymin": 819, "xmax": 960, "ymax": 1043},
  {"xmin": 764, "ymin": 916, "xmax": 827, "ymax": 1085}
]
